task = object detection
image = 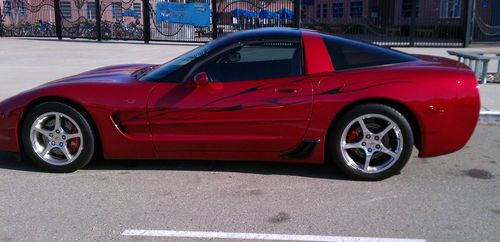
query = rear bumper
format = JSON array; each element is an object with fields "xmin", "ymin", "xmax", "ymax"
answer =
[{"xmin": 418, "ymin": 71, "xmax": 480, "ymax": 157}]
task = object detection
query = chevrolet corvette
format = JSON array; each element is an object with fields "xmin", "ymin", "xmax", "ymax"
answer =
[{"xmin": 0, "ymin": 28, "xmax": 480, "ymax": 180}]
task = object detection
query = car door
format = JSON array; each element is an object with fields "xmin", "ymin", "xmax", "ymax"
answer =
[{"xmin": 147, "ymin": 41, "xmax": 313, "ymax": 153}]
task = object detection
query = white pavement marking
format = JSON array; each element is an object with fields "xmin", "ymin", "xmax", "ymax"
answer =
[{"xmin": 122, "ymin": 229, "xmax": 426, "ymax": 242}]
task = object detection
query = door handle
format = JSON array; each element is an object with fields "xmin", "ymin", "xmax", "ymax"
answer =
[{"xmin": 276, "ymin": 87, "xmax": 302, "ymax": 94}]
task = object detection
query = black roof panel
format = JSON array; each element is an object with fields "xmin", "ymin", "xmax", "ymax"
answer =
[{"xmin": 217, "ymin": 27, "xmax": 302, "ymax": 44}]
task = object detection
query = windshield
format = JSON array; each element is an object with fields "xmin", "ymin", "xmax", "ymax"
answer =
[{"xmin": 139, "ymin": 43, "xmax": 216, "ymax": 82}]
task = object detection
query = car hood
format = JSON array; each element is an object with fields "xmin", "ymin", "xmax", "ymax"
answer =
[{"xmin": 45, "ymin": 63, "xmax": 155, "ymax": 86}]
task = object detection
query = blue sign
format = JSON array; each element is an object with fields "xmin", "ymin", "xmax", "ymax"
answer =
[
  {"xmin": 156, "ymin": 2, "xmax": 210, "ymax": 27},
  {"xmin": 232, "ymin": 8, "xmax": 293, "ymax": 20}
]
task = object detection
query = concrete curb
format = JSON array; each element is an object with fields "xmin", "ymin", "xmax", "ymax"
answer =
[{"xmin": 479, "ymin": 111, "xmax": 500, "ymax": 124}]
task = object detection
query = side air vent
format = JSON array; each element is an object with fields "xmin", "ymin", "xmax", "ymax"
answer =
[{"xmin": 280, "ymin": 140, "xmax": 320, "ymax": 160}]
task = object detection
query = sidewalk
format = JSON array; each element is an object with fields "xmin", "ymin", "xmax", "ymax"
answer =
[
  {"xmin": 477, "ymin": 84, "xmax": 500, "ymax": 123},
  {"xmin": 479, "ymin": 84, "xmax": 500, "ymax": 111}
]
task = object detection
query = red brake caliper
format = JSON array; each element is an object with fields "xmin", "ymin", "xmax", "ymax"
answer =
[
  {"xmin": 347, "ymin": 129, "xmax": 359, "ymax": 143},
  {"xmin": 68, "ymin": 127, "xmax": 80, "ymax": 153}
]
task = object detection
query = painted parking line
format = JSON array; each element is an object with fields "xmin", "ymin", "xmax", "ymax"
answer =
[{"xmin": 122, "ymin": 229, "xmax": 426, "ymax": 242}]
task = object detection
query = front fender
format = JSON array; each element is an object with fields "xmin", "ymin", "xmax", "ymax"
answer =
[{"xmin": 0, "ymin": 91, "xmax": 35, "ymax": 152}]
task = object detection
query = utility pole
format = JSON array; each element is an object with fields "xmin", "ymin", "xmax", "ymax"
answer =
[
  {"xmin": 464, "ymin": 0, "xmax": 475, "ymax": 47},
  {"xmin": 211, "ymin": 0, "xmax": 218, "ymax": 39},
  {"xmin": 95, "ymin": 0, "xmax": 101, "ymax": 41},
  {"xmin": 294, "ymin": 0, "xmax": 302, "ymax": 28},
  {"xmin": 142, "ymin": 0, "xmax": 151, "ymax": 43},
  {"xmin": 409, "ymin": 0, "xmax": 417, "ymax": 47},
  {"xmin": 54, "ymin": 0, "xmax": 63, "ymax": 40},
  {"xmin": 0, "ymin": 5, "xmax": 4, "ymax": 37}
]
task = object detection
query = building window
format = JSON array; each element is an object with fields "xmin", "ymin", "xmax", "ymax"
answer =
[
  {"xmin": 401, "ymin": 0, "xmax": 419, "ymax": 18},
  {"xmin": 483, "ymin": 0, "xmax": 489, "ymax": 8},
  {"xmin": 350, "ymin": 1, "xmax": 363, "ymax": 18},
  {"xmin": 87, "ymin": 2, "xmax": 95, "ymax": 20},
  {"xmin": 316, "ymin": 4, "xmax": 320, "ymax": 18},
  {"xmin": 19, "ymin": 1, "xmax": 26, "ymax": 16},
  {"xmin": 133, "ymin": 2, "xmax": 141, "ymax": 18},
  {"xmin": 3, "ymin": 0, "xmax": 11, "ymax": 16},
  {"xmin": 370, "ymin": 6, "xmax": 378, "ymax": 18},
  {"xmin": 332, "ymin": 2, "xmax": 343, "ymax": 18},
  {"xmin": 112, "ymin": 2, "xmax": 123, "ymax": 19},
  {"xmin": 402, "ymin": 0, "xmax": 411, "ymax": 17},
  {"xmin": 322, "ymin": 3, "xmax": 327, "ymax": 18},
  {"xmin": 302, "ymin": 0, "xmax": 314, "ymax": 6},
  {"xmin": 440, "ymin": 0, "xmax": 461, "ymax": 19},
  {"xmin": 4, "ymin": 1, "xmax": 28, "ymax": 17},
  {"xmin": 60, "ymin": 1, "xmax": 72, "ymax": 19}
]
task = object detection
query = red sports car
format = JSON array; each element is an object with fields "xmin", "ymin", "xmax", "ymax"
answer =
[{"xmin": 0, "ymin": 28, "xmax": 480, "ymax": 180}]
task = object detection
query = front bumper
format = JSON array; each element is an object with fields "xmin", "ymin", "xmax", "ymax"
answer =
[{"xmin": 0, "ymin": 99, "xmax": 23, "ymax": 153}]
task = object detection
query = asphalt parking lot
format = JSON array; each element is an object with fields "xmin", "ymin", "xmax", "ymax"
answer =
[
  {"xmin": 0, "ymin": 124, "xmax": 499, "ymax": 241},
  {"xmin": 0, "ymin": 38, "xmax": 499, "ymax": 241}
]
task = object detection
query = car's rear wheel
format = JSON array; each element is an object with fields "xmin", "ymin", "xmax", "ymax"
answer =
[
  {"xmin": 21, "ymin": 102, "xmax": 95, "ymax": 172},
  {"xmin": 328, "ymin": 104, "xmax": 414, "ymax": 180}
]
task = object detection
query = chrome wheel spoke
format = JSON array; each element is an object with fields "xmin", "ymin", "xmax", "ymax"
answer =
[
  {"xmin": 54, "ymin": 114, "xmax": 62, "ymax": 131},
  {"xmin": 379, "ymin": 145, "xmax": 398, "ymax": 158},
  {"xmin": 357, "ymin": 118, "xmax": 370, "ymax": 135},
  {"xmin": 342, "ymin": 142, "xmax": 363, "ymax": 150},
  {"xmin": 34, "ymin": 126, "xmax": 51, "ymax": 138},
  {"xmin": 378, "ymin": 122, "xmax": 396, "ymax": 137},
  {"xmin": 60, "ymin": 146, "xmax": 73, "ymax": 161},
  {"xmin": 65, "ymin": 133, "xmax": 82, "ymax": 140},
  {"xmin": 40, "ymin": 145, "xmax": 53, "ymax": 158},
  {"xmin": 363, "ymin": 152, "xmax": 372, "ymax": 171}
]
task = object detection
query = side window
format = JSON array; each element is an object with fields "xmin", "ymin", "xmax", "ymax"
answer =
[
  {"xmin": 322, "ymin": 35, "xmax": 418, "ymax": 71},
  {"xmin": 198, "ymin": 42, "xmax": 302, "ymax": 82}
]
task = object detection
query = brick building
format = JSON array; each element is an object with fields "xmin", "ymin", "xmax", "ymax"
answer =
[{"xmin": 302, "ymin": 0, "xmax": 470, "ymax": 25}]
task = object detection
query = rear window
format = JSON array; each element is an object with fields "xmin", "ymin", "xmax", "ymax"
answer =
[{"xmin": 321, "ymin": 34, "xmax": 418, "ymax": 71}]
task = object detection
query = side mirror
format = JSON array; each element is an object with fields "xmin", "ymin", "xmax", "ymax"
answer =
[{"xmin": 191, "ymin": 72, "xmax": 209, "ymax": 88}]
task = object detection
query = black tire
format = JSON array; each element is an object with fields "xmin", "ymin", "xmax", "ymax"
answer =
[
  {"xmin": 21, "ymin": 102, "xmax": 95, "ymax": 172},
  {"xmin": 327, "ymin": 104, "xmax": 414, "ymax": 181}
]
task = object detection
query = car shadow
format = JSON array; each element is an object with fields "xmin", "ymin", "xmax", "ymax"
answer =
[{"xmin": 0, "ymin": 152, "xmax": 350, "ymax": 180}]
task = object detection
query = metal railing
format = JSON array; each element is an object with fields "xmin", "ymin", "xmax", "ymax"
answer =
[{"xmin": 0, "ymin": 0, "xmax": 499, "ymax": 46}]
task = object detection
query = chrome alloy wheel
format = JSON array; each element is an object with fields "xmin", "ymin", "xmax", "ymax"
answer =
[
  {"xmin": 29, "ymin": 112, "xmax": 83, "ymax": 165},
  {"xmin": 340, "ymin": 114, "xmax": 403, "ymax": 173}
]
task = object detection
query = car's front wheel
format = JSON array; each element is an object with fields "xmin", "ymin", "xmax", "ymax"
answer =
[
  {"xmin": 328, "ymin": 104, "xmax": 414, "ymax": 180},
  {"xmin": 21, "ymin": 102, "xmax": 95, "ymax": 172}
]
